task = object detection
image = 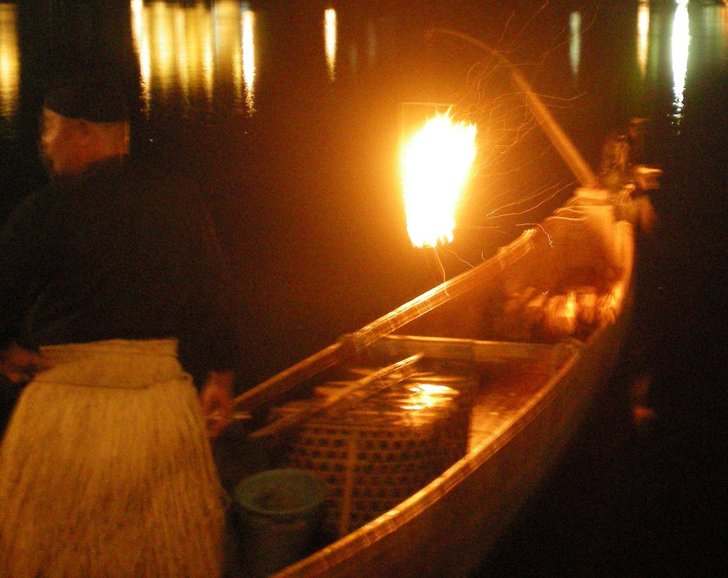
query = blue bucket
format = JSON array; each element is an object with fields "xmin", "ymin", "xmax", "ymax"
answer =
[{"xmin": 234, "ymin": 469, "xmax": 328, "ymax": 577}]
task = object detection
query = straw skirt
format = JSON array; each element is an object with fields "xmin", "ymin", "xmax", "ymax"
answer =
[{"xmin": 0, "ymin": 339, "xmax": 224, "ymax": 578}]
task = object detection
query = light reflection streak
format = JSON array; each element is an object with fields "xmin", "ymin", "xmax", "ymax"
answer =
[
  {"xmin": 225, "ymin": 4, "xmax": 243, "ymax": 106},
  {"xmin": 671, "ymin": 0, "xmax": 690, "ymax": 120},
  {"xmin": 0, "ymin": 3, "xmax": 19, "ymax": 119},
  {"xmin": 569, "ymin": 11, "xmax": 581, "ymax": 80},
  {"xmin": 324, "ymin": 8, "xmax": 337, "ymax": 82},
  {"xmin": 241, "ymin": 7, "xmax": 256, "ymax": 114},
  {"xmin": 704, "ymin": 2, "xmax": 728, "ymax": 57},
  {"xmin": 637, "ymin": 1, "xmax": 650, "ymax": 80},
  {"xmin": 211, "ymin": 1, "xmax": 246, "ymax": 112},
  {"xmin": 150, "ymin": 3, "xmax": 174, "ymax": 94},
  {"xmin": 201, "ymin": 4, "xmax": 214, "ymax": 104},
  {"xmin": 131, "ymin": 0, "xmax": 151, "ymax": 114},
  {"xmin": 128, "ymin": 0, "xmax": 249, "ymax": 114},
  {"xmin": 174, "ymin": 8, "xmax": 190, "ymax": 102},
  {"xmin": 367, "ymin": 20, "xmax": 378, "ymax": 68}
]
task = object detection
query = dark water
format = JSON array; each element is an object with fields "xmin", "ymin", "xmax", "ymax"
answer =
[{"xmin": 1, "ymin": 0, "xmax": 726, "ymax": 574}]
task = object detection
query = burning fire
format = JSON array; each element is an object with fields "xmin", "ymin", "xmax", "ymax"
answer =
[{"xmin": 401, "ymin": 112, "xmax": 477, "ymax": 248}]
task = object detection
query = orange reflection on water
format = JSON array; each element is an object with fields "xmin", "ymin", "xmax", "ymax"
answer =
[
  {"xmin": 569, "ymin": 11, "xmax": 581, "ymax": 80},
  {"xmin": 324, "ymin": 8, "xmax": 337, "ymax": 82},
  {"xmin": 130, "ymin": 0, "xmax": 249, "ymax": 114},
  {"xmin": 671, "ymin": 0, "xmax": 690, "ymax": 120},
  {"xmin": 637, "ymin": 1, "xmax": 650, "ymax": 80},
  {"xmin": 241, "ymin": 7, "xmax": 256, "ymax": 115},
  {"xmin": 131, "ymin": 0, "xmax": 151, "ymax": 114},
  {"xmin": 0, "ymin": 3, "xmax": 19, "ymax": 119}
]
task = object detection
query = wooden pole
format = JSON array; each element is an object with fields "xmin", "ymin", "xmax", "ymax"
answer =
[{"xmin": 430, "ymin": 29, "xmax": 599, "ymax": 189}]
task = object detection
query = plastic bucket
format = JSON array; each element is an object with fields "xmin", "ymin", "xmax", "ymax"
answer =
[{"xmin": 234, "ymin": 468, "xmax": 328, "ymax": 577}]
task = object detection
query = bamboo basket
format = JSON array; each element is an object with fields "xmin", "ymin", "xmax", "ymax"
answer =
[{"xmin": 273, "ymin": 372, "xmax": 476, "ymax": 537}]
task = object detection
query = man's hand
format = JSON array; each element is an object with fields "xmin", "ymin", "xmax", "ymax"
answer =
[
  {"xmin": 199, "ymin": 370, "xmax": 234, "ymax": 439},
  {"xmin": 0, "ymin": 342, "xmax": 54, "ymax": 384}
]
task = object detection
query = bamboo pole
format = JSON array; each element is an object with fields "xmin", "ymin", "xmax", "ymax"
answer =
[
  {"xmin": 430, "ymin": 29, "xmax": 599, "ymax": 189},
  {"xmin": 231, "ymin": 230, "xmax": 535, "ymax": 415},
  {"xmin": 345, "ymin": 228, "xmax": 535, "ymax": 351},
  {"xmin": 247, "ymin": 353, "xmax": 423, "ymax": 439},
  {"xmin": 232, "ymin": 342, "xmax": 344, "ymax": 411}
]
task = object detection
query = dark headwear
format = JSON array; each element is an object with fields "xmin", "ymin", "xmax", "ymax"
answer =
[{"xmin": 44, "ymin": 81, "xmax": 130, "ymax": 123}]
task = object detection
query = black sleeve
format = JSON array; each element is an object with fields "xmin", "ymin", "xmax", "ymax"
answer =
[
  {"xmin": 174, "ymin": 190, "xmax": 243, "ymax": 387},
  {"xmin": 0, "ymin": 189, "xmax": 60, "ymax": 350}
]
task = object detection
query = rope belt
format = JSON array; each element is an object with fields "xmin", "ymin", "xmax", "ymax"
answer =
[{"xmin": 35, "ymin": 338, "xmax": 189, "ymax": 389}]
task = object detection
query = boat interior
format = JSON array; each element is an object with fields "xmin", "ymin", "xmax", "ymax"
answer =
[{"xmin": 218, "ymin": 194, "xmax": 634, "ymax": 573}]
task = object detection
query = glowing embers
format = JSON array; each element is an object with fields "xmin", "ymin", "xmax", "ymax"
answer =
[{"xmin": 401, "ymin": 112, "xmax": 477, "ymax": 248}]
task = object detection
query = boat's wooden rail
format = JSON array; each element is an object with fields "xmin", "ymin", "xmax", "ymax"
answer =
[
  {"xmin": 233, "ymin": 343, "xmax": 345, "ymax": 412},
  {"xmin": 366, "ymin": 334, "xmax": 573, "ymax": 367},
  {"xmin": 344, "ymin": 229, "xmax": 536, "ymax": 352}
]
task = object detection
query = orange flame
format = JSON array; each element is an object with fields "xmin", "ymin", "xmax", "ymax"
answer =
[{"xmin": 401, "ymin": 112, "xmax": 477, "ymax": 248}]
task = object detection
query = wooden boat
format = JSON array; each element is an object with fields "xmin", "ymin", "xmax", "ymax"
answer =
[
  {"xmin": 222, "ymin": 34, "xmax": 654, "ymax": 574},
  {"xmin": 225, "ymin": 184, "xmax": 638, "ymax": 577}
]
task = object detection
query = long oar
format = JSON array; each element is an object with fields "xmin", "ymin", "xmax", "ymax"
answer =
[{"xmin": 430, "ymin": 28, "xmax": 598, "ymax": 188}]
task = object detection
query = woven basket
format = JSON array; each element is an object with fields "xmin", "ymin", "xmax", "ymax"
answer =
[{"xmin": 274, "ymin": 372, "xmax": 476, "ymax": 537}]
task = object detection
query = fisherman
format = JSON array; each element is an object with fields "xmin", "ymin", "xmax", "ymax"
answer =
[
  {"xmin": 598, "ymin": 117, "xmax": 659, "ymax": 234},
  {"xmin": 598, "ymin": 117, "xmax": 649, "ymax": 192},
  {"xmin": 0, "ymin": 79, "xmax": 240, "ymax": 577}
]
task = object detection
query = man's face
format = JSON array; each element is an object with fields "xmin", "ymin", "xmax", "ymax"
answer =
[{"xmin": 40, "ymin": 108, "xmax": 85, "ymax": 176}]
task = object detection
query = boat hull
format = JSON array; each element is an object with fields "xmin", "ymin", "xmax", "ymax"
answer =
[
  {"xmin": 230, "ymin": 191, "xmax": 634, "ymax": 578},
  {"xmin": 273, "ymin": 289, "xmax": 631, "ymax": 577}
]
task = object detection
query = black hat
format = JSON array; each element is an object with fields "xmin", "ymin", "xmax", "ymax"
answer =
[{"xmin": 44, "ymin": 81, "xmax": 130, "ymax": 123}]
